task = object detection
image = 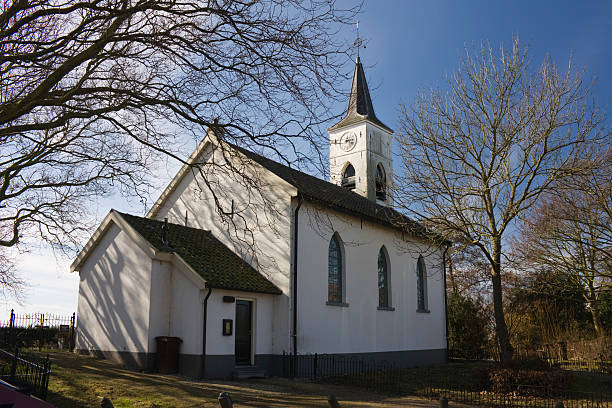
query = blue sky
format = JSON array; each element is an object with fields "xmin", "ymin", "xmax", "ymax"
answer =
[
  {"xmin": 337, "ymin": 0, "xmax": 612, "ymax": 134},
  {"xmin": 4, "ymin": 0, "xmax": 611, "ymax": 319}
]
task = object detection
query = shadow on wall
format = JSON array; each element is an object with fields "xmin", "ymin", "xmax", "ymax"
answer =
[
  {"xmin": 76, "ymin": 227, "xmax": 153, "ymax": 371},
  {"xmin": 160, "ymin": 148, "xmax": 293, "ymax": 293}
]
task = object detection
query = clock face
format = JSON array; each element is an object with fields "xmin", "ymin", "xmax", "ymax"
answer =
[{"xmin": 339, "ymin": 132, "xmax": 357, "ymax": 152}]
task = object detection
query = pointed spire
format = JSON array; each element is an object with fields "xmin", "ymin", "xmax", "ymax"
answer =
[
  {"xmin": 329, "ymin": 58, "xmax": 392, "ymax": 133},
  {"xmin": 348, "ymin": 57, "xmax": 375, "ymax": 118}
]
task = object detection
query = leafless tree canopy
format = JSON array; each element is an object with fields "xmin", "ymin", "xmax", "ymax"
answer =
[
  {"xmin": 513, "ymin": 152, "xmax": 612, "ymax": 335},
  {"xmin": 394, "ymin": 37, "xmax": 608, "ymax": 361},
  {"xmin": 0, "ymin": 0, "xmax": 357, "ymax": 272}
]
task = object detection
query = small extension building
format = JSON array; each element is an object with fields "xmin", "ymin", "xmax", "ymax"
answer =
[{"xmin": 71, "ymin": 57, "xmax": 449, "ymax": 378}]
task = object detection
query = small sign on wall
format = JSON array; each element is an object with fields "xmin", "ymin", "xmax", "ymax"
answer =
[{"xmin": 222, "ymin": 319, "xmax": 233, "ymax": 336}]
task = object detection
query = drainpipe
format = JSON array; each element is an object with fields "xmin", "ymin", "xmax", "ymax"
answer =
[
  {"xmin": 201, "ymin": 286, "xmax": 212, "ymax": 377},
  {"xmin": 292, "ymin": 195, "xmax": 304, "ymax": 356},
  {"xmin": 442, "ymin": 243, "xmax": 451, "ymax": 362}
]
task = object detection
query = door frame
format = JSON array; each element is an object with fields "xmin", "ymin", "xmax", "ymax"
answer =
[{"xmin": 235, "ymin": 297, "xmax": 256, "ymax": 366}]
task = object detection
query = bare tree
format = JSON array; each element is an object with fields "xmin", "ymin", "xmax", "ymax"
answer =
[
  {"xmin": 0, "ymin": 0, "xmax": 357, "ymax": 286},
  {"xmin": 394, "ymin": 37, "xmax": 608, "ymax": 361},
  {"xmin": 0, "ymin": 250, "xmax": 24, "ymax": 300},
  {"xmin": 513, "ymin": 151, "xmax": 612, "ymax": 336},
  {"xmin": 447, "ymin": 238, "xmax": 491, "ymax": 296}
]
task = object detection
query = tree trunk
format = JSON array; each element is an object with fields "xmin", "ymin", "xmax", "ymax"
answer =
[
  {"xmin": 448, "ymin": 252, "xmax": 457, "ymax": 293},
  {"xmin": 585, "ymin": 286, "xmax": 603, "ymax": 337},
  {"xmin": 490, "ymin": 244, "xmax": 513, "ymax": 362},
  {"xmin": 589, "ymin": 306, "xmax": 603, "ymax": 337}
]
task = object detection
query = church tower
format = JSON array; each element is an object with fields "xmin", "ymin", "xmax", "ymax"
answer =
[{"xmin": 329, "ymin": 57, "xmax": 393, "ymax": 206}]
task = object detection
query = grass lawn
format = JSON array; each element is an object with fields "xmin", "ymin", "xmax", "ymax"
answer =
[
  {"xmin": 34, "ymin": 350, "xmax": 611, "ymax": 407},
  {"xmin": 42, "ymin": 350, "xmax": 470, "ymax": 408}
]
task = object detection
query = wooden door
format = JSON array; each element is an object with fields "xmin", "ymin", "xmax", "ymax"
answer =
[{"xmin": 235, "ymin": 300, "xmax": 252, "ymax": 365}]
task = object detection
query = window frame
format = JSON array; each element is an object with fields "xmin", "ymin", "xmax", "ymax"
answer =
[
  {"xmin": 327, "ymin": 233, "xmax": 347, "ymax": 306},
  {"xmin": 341, "ymin": 163, "xmax": 356, "ymax": 190},
  {"xmin": 416, "ymin": 255, "xmax": 429, "ymax": 312},
  {"xmin": 377, "ymin": 246, "xmax": 393, "ymax": 310}
]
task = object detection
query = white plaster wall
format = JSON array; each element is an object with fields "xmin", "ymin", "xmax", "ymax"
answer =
[
  {"xmin": 167, "ymin": 267, "xmax": 205, "ymax": 355},
  {"xmin": 76, "ymin": 224, "xmax": 153, "ymax": 354},
  {"xmin": 147, "ymin": 260, "xmax": 172, "ymax": 352},
  {"xmin": 151, "ymin": 143, "xmax": 294, "ymax": 354},
  {"xmin": 205, "ymin": 289, "xmax": 274, "ymax": 356},
  {"xmin": 297, "ymin": 202, "xmax": 446, "ymax": 354}
]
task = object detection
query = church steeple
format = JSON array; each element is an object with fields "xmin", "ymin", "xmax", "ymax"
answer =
[
  {"xmin": 329, "ymin": 57, "xmax": 392, "ymax": 133},
  {"xmin": 328, "ymin": 56, "xmax": 394, "ymax": 206}
]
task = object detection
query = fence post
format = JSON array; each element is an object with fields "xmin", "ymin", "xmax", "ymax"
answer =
[
  {"xmin": 314, "ymin": 353, "xmax": 318, "ymax": 380},
  {"xmin": 218, "ymin": 392, "xmax": 233, "ymax": 408},
  {"xmin": 70, "ymin": 312, "xmax": 76, "ymax": 352},
  {"xmin": 328, "ymin": 395, "xmax": 341, "ymax": 408},
  {"xmin": 41, "ymin": 354, "xmax": 50, "ymax": 401},
  {"xmin": 290, "ymin": 352, "xmax": 295, "ymax": 378},
  {"xmin": 39, "ymin": 313, "xmax": 44, "ymax": 351},
  {"xmin": 9, "ymin": 308, "xmax": 15, "ymax": 347},
  {"xmin": 10, "ymin": 345, "xmax": 18, "ymax": 383}
]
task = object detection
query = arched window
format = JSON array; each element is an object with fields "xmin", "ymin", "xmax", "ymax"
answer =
[
  {"xmin": 376, "ymin": 164, "xmax": 386, "ymax": 200},
  {"xmin": 378, "ymin": 246, "xmax": 390, "ymax": 308},
  {"xmin": 342, "ymin": 163, "xmax": 356, "ymax": 190},
  {"xmin": 328, "ymin": 234, "xmax": 343, "ymax": 303},
  {"xmin": 416, "ymin": 255, "xmax": 427, "ymax": 311}
]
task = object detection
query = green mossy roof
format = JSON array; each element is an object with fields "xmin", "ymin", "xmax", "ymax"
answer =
[{"xmin": 118, "ymin": 212, "xmax": 282, "ymax": 295}]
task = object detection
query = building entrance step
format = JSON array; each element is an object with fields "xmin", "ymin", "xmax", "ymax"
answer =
[{"xmin": 232, "ymin": 366, "xmax": 267, "ymax": 379}]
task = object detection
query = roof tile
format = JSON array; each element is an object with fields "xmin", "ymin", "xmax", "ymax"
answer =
[{"xmin": 118, "ymin": 212, "xmax": 282, "ymax": 295}]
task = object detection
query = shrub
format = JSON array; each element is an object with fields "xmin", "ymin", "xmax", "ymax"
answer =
[
  {"xmin": 488, "ymin": 365, "xmax": 572, "ymax": 396},
  {"xmin": 447, "ymin": 292, "xmax": 489, "ymax": 359},
  {"xmin": 501, "ymin": 357, "xmax": 551, "ymax": 371},
  {"xmin": 469, "ymin": 366, "xmax": 492, "ymax": 390},
  {"xmin": 0, "ymin": 326, "xmax": 61, "ymax": 349}
]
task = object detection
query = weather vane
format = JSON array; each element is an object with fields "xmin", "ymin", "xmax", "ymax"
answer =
[{"xmin": 354, "ymin": 20, "xmax": 365, "ymax": 60}]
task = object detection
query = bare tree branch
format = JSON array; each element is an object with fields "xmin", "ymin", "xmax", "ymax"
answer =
[
  {"xmin": 0, "ymin": 0, "xmax": 359, "ymax": 290},
  {"xmin": 394, "ymin": 36, "xmax": 609, "ymax": 361}
]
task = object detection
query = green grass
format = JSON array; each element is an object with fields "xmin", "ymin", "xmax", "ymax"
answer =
[
  {"xmin": 321, "ymin": 360, "xmax": 611, "ymax": 406},
  {"xmin": 22, "ymin": 350, "xmax": 612, "ymax": 408},
  {"xmin": 38, "ymin": 350, "xmax": 451, "ymax": 408}
]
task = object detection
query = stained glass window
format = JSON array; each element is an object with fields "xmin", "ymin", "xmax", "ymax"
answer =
[
  {"xmin": 378, "ymin": 247, "xmax": 389, "ymax": 307},
  {"xmin": 417, "ymin": 255, "xmax": 427, "ymax": 311},
  {"xmin": 328, "ymin": 235, "xmax": 343, "ymax": 303}
]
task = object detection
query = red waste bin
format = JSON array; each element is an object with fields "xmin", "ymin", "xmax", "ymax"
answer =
[{"xmin": 155, "ymin": 336, "xmax": 182, "ymax": 374}]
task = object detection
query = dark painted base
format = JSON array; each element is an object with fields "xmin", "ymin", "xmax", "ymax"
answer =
[
  {"xmin": 76, "ymin": 349, "xmax": 204, "ymax": 377},
  {"xmin": 200, "ymin": 354, "xmax": 283, "ymax": 378},
  {"xmin": 76, "ymin": 349, "xmax": 155, "ymax": 372},
  {"xmin": 76, "ymin": 348, "xmax": 447, "ymax": 379},
  {"xmin": 179, "ymin": 354, "xmax": 204, "ymax": 378},
  {"xmin": 279, "ymin": 348, "xmax": 447, "ymax": 377},
  {"xmin": 330, "ymin": 348, "xmax": 447, "ymax": 367},
  {"xmin": 202, "ymin": 349, "xmax": 446, "ymax": 379}
]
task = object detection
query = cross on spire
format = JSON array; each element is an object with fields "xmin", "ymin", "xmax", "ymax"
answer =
[{"xmin": 354, "ymin": 20, "xmax": 364, "ymax": 61}]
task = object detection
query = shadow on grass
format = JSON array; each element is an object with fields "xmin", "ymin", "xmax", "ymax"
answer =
[{"xmin": 42, "ymin": 350, "xmax": 402, "ymax": 408}]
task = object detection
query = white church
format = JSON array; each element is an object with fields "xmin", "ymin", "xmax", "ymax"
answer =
[{"xmin": 71, "ymin": 57, "xmax": 449, "ymax": 378}]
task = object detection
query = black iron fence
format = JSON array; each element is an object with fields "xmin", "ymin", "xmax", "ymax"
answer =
[
  {"xmin": 450, "ymin": 348, "xmax": 612, "ymax": 375},
  {"xmin": 282, "ymin": 352, "xmax": 403, "ymax": 393},
  {"xmin": 0, "ymin": 347, "xmax": 51, "ymax": 400},
  {"xmin": 281, "ymin": 352, "xmax": 610, "ymax": 408},
  {"xmin": 0, "ymin": 309, "xmax": 75, "ymax": 351}
]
